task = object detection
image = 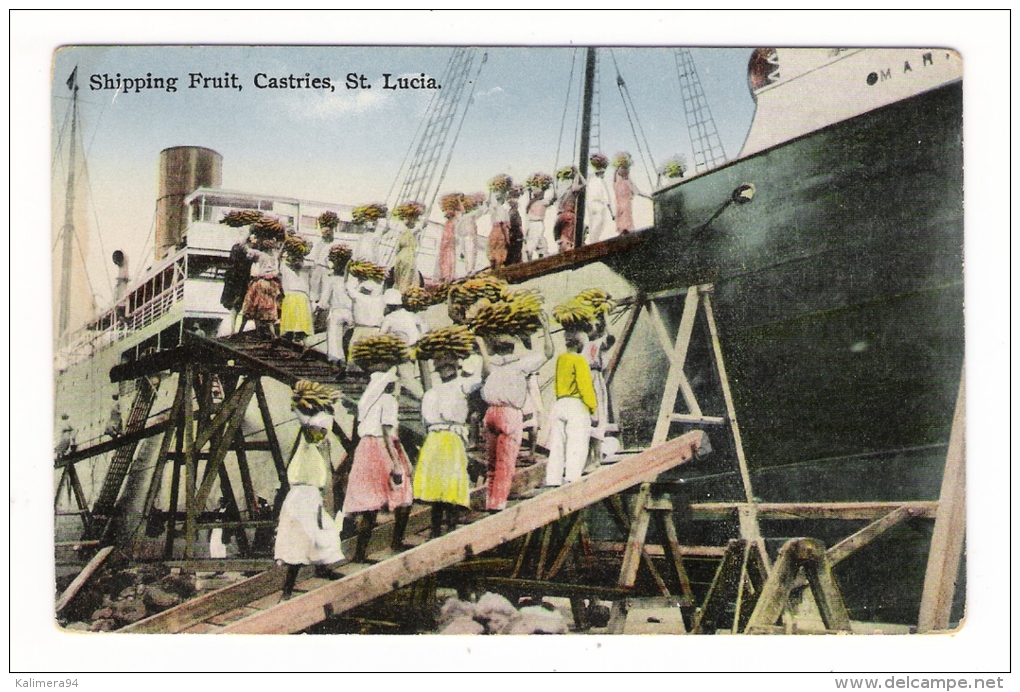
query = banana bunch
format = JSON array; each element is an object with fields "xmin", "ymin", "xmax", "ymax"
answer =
[
  {"xmin": 291, "ymin": 379, "xmax": 340, "ymax": 412},
  {"xmin": 575, "ymin": 288, "xmax": 614, "ymax": 315},
  {"xmin": 317, "ymin": 211, "xmax": 340, "ymax": 231},
  {"xmin": 352, "ymin": 203, "xmax": 388, "ymax": 225},
  {"xmin": 283, "ymin": 234, "xmax": 311, "ymax": 259},
  {"xmin": 439, "ymin": 193, "xmax": 464, "ymax": 216},
  {"xmin": 525, "ymin": 173, "xmax": 553, "ymax": 191},
  {"xmin": 347, "ymin": 259, "xmax": 387, "ymax": 283},
  {"xmin": 660, "ymin": 155, "xmax": 688, "ymax": 180},
  {"xmin": 402, "ymin": 287, "xmax": 432, "ymax": 313},
  {"xmin": 470, "ymin": 289, "xmax": 543, "ymax": 337},
  {"xmin": 613, "ymin": 152, "xmax": 633, "ymax": 169},
  {"xmin": 487, "ymin": 173, "xmax": 513, "ymax": 194},
  {"xmin": 412, "ymin": 325, "xmax": 475, "ymax": 362},
  {"xmin": 251, "ymin": 215, "xmax": 287, "ymax": 241},
  {"xmin": 447, "ymin": 276, "xmax": 508, "ymax": 323},
  {"xmin": 350, "ymin": 334, "xmax": 410, "ymax": 369},
  {"xmin": 553, "ymin": 300, "xmax": 597, "ymax": 330},
  {"xmin": 392, "ymin": 201, "xmax": 425, "ymax": 228},
  {"xmin": 220, "ymin": 209, "xmax": 264, "ymax": 228},
  {"xmin": 462, "ymin": 192, "xmax": 485, "ymax": 212},
  {"xmin": 327, "ymin": 244, "xmax": 353, "ymax": 271},
  {"xmin": 556, "ymin": 165, "xmax": 578, "ymax": 181}
]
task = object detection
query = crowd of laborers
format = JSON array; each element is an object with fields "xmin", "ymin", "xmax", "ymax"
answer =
[
  {"xmin": 435, "ymin": 151, "xmax": 651, "ymax": 281},
  {"xmin": 264, "ymin": 273, "xmax": 618, "ymax": 601}
]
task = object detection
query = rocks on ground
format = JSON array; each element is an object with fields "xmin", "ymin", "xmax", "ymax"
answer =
[{"xmin": 437, "ymin": 592, "xmax": 569, "ymax": 635}]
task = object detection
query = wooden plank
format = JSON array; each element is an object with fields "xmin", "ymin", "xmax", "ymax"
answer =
[
  {"xmin": 686, "ymin": 501, "xmax": 939, "ymax": 521},
  {"xmin": 181, "ymin": 622, "xmax": 223, "ymax": 634},
  {"xmin": 744, "ymin": 539, "xmax": 799, "ymax": 633},
  {"xmin": 55, "ymin": 546, "xmax": 114, "ymax": 613},
  {"xmin": 141, "ymin": 375, "xmax": 186, "ymax": 520},
  {"xmin": 475, "ymin": 577, "xmax": 636, "ymax": 601},
  {"xmin": 619, "ymin": 483, "xmax": 652, "ymax": 587},
  {"xmin": 827, "ymin": 506, "xmax": 914, "ymax": 566},
  {"xmin": 702, "ymin": 289, "xmax": 755, "ymax": 504},
  {"xmin": 193, "ymin": 381, "xmax": 256, "ymax": 516},
  {"xmin": 657, "ymin": 510, "xmax": 695, "ymax": 603},
  {"xmin": 803, "ymin": 556, "xmax": 853, "ymax": 632},
  {"xmin": 918, "ymin": 370, "xmax": 966, "ymax": 633},
  {"xmin": 164, "ymin": 559, "xmax": 275, "ymax": 572},
  {"xmin": 670, "ymin": 414, "xmax": 725, "ymax": 426},
  {"xmin": 220, "ymin": 431, "xmax": 707, "ymax": 634},
  {"xmin": 233, "ymin": 429, "xmax": 257, "ymax": 514},
  {"xmin": 590, "ymin": 541, "xmax": 728, "ymax": 558},
  {"xmin": 182, "ymin": 365, "xmax": 197, "ymax": 560},
  {"xmin": 163, "ymin": 375, "xmax": 188, "ymax": 560},
  {"xmin": 500, "ymin": 231, "xmax": 645, "ymax": 284},
  {"xmin": 121, "ymin": 565, "xmax": 291, "ymax": 633},
  {"xmin": 55, "ymin": 419, "xmax": 173, "ymax": 468},
  {"xmin": 651, "ymin": 289, "xmax": 700, "ymax": 446},
  {"xmin": 544, "ymin": 513, "xmax": 582, "ymax": 580},
  {"xmin": 691, "ymin": 539, "xmax": 745, "ymax": 634},
  {"xmin": 603, "ymin": 297, "xmax": 643, "ymax": 388}
]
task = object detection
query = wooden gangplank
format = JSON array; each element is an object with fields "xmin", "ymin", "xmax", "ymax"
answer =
[
  {"xmin": 121, "ymin": 461, "xmax": 550, "ymax": 634},
  {"xmin": 217, "ymin": 431, "xmax": 707, "ymax": 634}
]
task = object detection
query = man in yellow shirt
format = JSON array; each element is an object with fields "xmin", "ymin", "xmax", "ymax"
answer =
[{"xmin": 545, "ymin": 330, "xmax": 598, "ymax": 486}]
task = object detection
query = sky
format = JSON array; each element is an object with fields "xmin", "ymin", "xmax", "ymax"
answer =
[{"xmin": 52, "ymin": 45, "xmax": 756, "ymax": 308}]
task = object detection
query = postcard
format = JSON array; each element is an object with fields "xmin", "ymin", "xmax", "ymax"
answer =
[{"xmin": 47, "ymin": 42, "xmax": 968, "ymax": 643}]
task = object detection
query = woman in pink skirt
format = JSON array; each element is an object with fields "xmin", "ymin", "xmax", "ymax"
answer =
[
  {"xmin": 342, "ymin": 355, "xmax": 415, "ymax": 562},
  {"xmin": 613, "ymin": 164, "xmax": 649, "ymax": 234}
]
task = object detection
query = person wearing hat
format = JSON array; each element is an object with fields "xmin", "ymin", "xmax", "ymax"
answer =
[
  {"xmin": 308, "ymin": 217, "xmax": 338, "ymax": 305},
  {"xmin": 553, "ymin": 168, "xmax": 587, "ymax": 253},
  {"xmin": 486, "ymin": 188, "xmax": 511, "ymax": 273},
  {"xmin": 524, "ymin": 185, "xmax": 556, "ymax": 262},
  {"xmin": 585, "ymin": 156, "xmax": 614, "ymax": 245},
  {"xmin": 240, "ymin": 234, "xmax": 284, "ymax": 338},
  {"xmin": 545, "ymin": 327, "xmax": 598, "ymax": 487},
  {"xmin": 317, "ymin": 247, "xmax": 355, "ymax": 368},
  {"xmin": 55, "ymin": 413, "xmax": 77, "ymax": 459},
  {"xmin": 380, "ymin": 289, "xmax": 429, "ymax": 399},
  {"xmin": 477, "ymin": 315, "xmax": 554, "ymax": 511},
  {"xmin": 279, "ymin": 241, "xmax": 314, "ymax": 343},
  {"xmin": 455, "ymin": 194, "xmax": 485, "ymax": 278},
  {"xmin": 613, "ymin": 162, "xmax": 649, "ymax": 235},
  {"xmin": 347, "ymin": 272, "xmax": 386, "ymax": 359},
  {"xmin": 343, "ymin": 359, "xmax": 415, "ymax": 562},
  {"xmin": 413, "ymin": 351, "xmax": 483, "ymax": 538},
  {"xmin": 275, "ymin": 381, "xmax": 345, "ymax": 600},
  {"xmin": 103, "ymin": 393, "xmax": 123, "ymax": 439}
]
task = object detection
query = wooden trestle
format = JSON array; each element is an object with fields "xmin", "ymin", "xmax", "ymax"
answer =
[{"xmin": 60, "ymin": 277, "xmax": 966, "ymax": 634}]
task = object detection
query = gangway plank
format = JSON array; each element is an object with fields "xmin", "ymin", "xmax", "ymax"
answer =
[{"xmin": 219, "ymin": 431, "xmax": 707, "ymax": 634}]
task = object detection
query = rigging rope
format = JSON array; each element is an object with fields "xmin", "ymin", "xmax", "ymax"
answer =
[
  {"xmin": 552, "ymin": 48, "xmax": 578, "ymax": 176},
  {"xmin": 386, "ymin": 50, "xmax": 459, "ymax": 209},
  {"xmin": 425, "ymin": 51, "xmax": 488, "ymax": 224},
  {"xmin": 609, "ymin": 49, "xmax": 657, "ymax": 190}
]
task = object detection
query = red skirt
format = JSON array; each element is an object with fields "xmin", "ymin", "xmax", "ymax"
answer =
[
  {"xmin": 242, "ymin": 277, "xmax": 282, "ymax": 322},
  {"xmin": 554, "ymin": 212, "xmax": 576, "ymax": 251},
  {"xmin": 488, "ymin": 221, "xmax": 509, "ymax": 265},
  {"xmin": 342, "ymin": 436, "xmax": 414, "ymax": 514}
]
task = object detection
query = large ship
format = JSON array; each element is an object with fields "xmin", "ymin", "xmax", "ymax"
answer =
[{"xmin": 53, "ymin": 47, "xmax": 964, "ymax": 632}]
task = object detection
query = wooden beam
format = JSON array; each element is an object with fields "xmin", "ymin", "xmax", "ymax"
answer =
[
  {"xmin": 220, "ymin": 431, "xmax": 708, "ymax": 634},
  {"xmin": 55, "ymin": 419, "xmax": 173, "ymax": 468},
  {"xmin": 500, "ymin": 231, "xmax": 645, "ymax": 284},
  {"xmin": 121, "ymin": 565, "xmax": 292, "ymax": 634},
  {"xmin": 255, "ymin": 379, "xmax": 288, "ymax": 487},
  {"xmin": 651, "ymin": 289, "xmax": 700, "ymax": 446},
  {"xmin": 182, "ymin": 365, "xmax": 198, "ymax": 560},
  {"xmin": 55, "ymin": 546, "xmax": 114, "ymax": 613},
  {"xmin": 603, "ymin": 296, "xmax": 643, "ymax": 388},
  {"xmin": 193, "ymin": 381, "xmax": 257, "ymax": 516},
  {"xmin": 827, "ymin": 506, "xmax": 914, "ymax": 566},
  {"xmin": 619, "ymin": 483, "xmax": 652, "ymax": 587},
  {"xmin": 691, "ymin": 539, "xmax": 745, "ymax": 634},
  {"xmin": 686, "ymin": 501, "xmax": 939, "ymax": 521},
  {"xmin": 141, "ymin": 375, "xmax": 187, "ymax": 521},
  {"xmin": 476, "ymin": 577, "xmax": 637, "ymax": 601},
  {"xmin": 233, "ymin": 429, "xmax": 257, "ymax": 514},
  {"xmin": 918, "ymin": 370, "xmax": 966, "ymax": 633}
]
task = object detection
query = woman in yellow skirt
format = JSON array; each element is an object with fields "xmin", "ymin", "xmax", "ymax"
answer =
[
  {"xmin": 279, "ymin": 235, "xmax": 314, "ymax": 342},
  {"xmin": 413, "ymin": 352, "xmax": 482, "ymax": 538}
]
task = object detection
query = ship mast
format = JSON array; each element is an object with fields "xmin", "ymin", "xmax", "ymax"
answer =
[
  {"xmin": 57, "ymin": 67, "xmax": 79, "ymax": 339},
  {"xmin": 575, "ymin": 47, "xmax": 596, "ymax": 247}
]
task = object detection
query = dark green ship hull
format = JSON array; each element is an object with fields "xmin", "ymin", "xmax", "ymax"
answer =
[
  {"xmin": 606, "ymin": 80, "xmax": 963, "ymax": 479},
  {"xmin": 592, "ymin": 81, "xmax": 964, "ymax": 625}
]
